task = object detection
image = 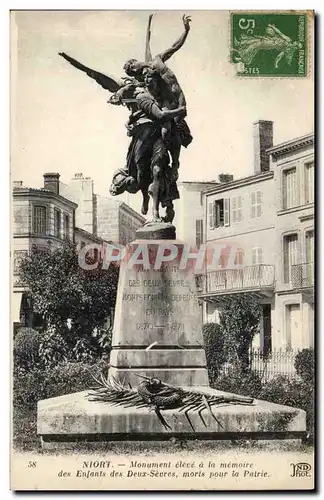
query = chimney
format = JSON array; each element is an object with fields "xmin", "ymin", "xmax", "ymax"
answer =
[
  {"xmin": 218, "ymin": 173, "xmax": 234, "ymax": 183},
  {"xmin": 43, "ymin": 172, "xmax": 60, "ymax": 194},
  {"xmin": 253, "ymin": 120, "xmax": 273, "ymax": 174},
  {"xmin": 13, "ymin": 181, "xmax": 23, "ymax": 189}
]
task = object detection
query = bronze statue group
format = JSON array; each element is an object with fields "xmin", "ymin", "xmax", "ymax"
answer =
[{"xmin": 60, "ymin": 14, "xmax": 193, "ymax": 224}]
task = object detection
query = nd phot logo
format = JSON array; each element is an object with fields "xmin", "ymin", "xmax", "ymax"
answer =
[{"xmin": 290, "ymin": 462, "xmax": 312, "ymax": 478}]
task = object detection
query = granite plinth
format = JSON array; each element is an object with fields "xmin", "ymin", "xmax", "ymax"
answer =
[
  {"xmin": 37, "ymin": 387, "xmax": 306, "ymax": 448},
  {"xmin": 108, "ymin": 239, "xmax": 209, "ymax": 386}
]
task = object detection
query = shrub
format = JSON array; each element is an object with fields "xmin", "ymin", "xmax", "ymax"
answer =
[
  {"xmin": 294, "ymin": 348, "xmax": 314, "ymax": 383},
  {"xmin": 39, "ymin": 326, "xmax": 70, "ymax": 367},
  {"xmin": 214, "ymin": 367, "xmax": 262, "ymax": 398},
  {"xmin": 13, "ymin": 328, "xmax": 40, "ymax": 370},
  {"xmin": 259, "ymin": 375, "xmax": 298, "ymax": 406},
  {"xmin": 259, "ymin": 374, "xmax": 314, "ymax": 440},
  {"xmin": 13, "ymin": 367, "xmax": 46, "ymax": 407},
  {"xmin": 13, "ymin": 361, "xmax": 102, "ymax": 409},
  {"xmin": 202, "ymin": 323, "xmax": 227, "ymax": 384},
  {"xmin": 44, "ymin": 361, "xmax": 102, "ymax": 400}
]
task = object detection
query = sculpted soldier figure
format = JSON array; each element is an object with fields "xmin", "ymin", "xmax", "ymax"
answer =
[{"xmin": 59, "ymin": 14, "xmax": 192, "ymax": 224}]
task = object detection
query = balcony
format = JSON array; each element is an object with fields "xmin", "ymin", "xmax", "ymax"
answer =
[
  {"xmin": 196, "ymin": 265, "xmax": 275, "ymax": 300},
  {"xmin": 291, "ymin": 262, "xmax": 314, "ymax": 289}
]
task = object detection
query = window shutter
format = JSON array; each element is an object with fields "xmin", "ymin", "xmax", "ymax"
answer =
[
  {"xmin": 196, "ymin": 219, "xmax": 203, "ymax": 246},
  {"xmin": 232, "ymin": 197, "xmax": 237, "ymax": 223},
  {"xmin": 224, "ymin": 198, "xmax": 230, "ymax": 226},
  {"xmin": 251, "ymin": 192, "xmax": 256, "ymax": 218},
  {"xmin": 212, "ymin": 201, "xmax": 217, "ymax": 228},
  {"xmin": 305, "ymin": 163, "xmax": 314, "ymax": 204},
  {"xmin": 208, "ymin": 202, "xmax": 214, "ymax": 229},
  {"xmin": 238, "ymin": 195, "xmax": 243, "ymax": 221},
  {"xmin": 258, "ymin": 247, "xmax": 263, "ymax": 264},
  {"xmin": 257, "ymin": 191, "xmax": 262, "ymax": 218}
]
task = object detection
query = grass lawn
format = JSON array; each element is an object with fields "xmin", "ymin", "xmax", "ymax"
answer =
[{"xmin": 13, "ymin": 404, "xmax": 314, "ymax": 456}]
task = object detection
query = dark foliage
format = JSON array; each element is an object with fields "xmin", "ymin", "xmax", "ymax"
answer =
[
  {"xmin": 202, "ymin": 322, "xmax": 227, "ymax": 383},
  {"xmin": 294, "ymin": 348, "xmax": 314, "ymax": 384},
  {"xmin": 13, "ymin": 328, "xmax": 41, "ymax": 370},
  {"xmin": 13, "ymin": 361, "xmax": 103, "ymax": 409},
  {"xmin": 213, "ymin": 368, "xmax": 263, "ymax": 398}
]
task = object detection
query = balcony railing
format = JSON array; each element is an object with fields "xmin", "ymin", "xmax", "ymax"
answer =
[
  {"xmin": 291, "ymin": 262, "xmax": 314, "ymax": 288},
  {"xmin": 196, "ymin": 265, "xmax": 275, "ymax": 295}
]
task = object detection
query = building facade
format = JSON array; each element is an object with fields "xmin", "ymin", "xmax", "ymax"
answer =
[
  {"xmin": 12, "ymin": 171, "xmax": 145, "ymax": 330},
  {"xmin": 198, "ymin": 122, "xmax": 314, "ymax": 352},
  {"xmin": 12, "ymin": 174, "xmax": 77, "ymax": 327},
  {"xmin": 173, "ymin": 181, "xmax": 220, "ymax": 246},
  {"xmin": 60, "ymin": 173, "xmax": 145, "ymax": 245},
  {"xmin": 269, "ymin": 133, "xmax": 314, "ymax": 350}
]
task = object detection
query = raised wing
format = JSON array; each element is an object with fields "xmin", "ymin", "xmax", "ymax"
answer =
[
  {"xmin": 145, "ymin": 14, "xmax": 153, "ymax": 62},
  {"xmin": 59, "ymin": 52, "xmax": 124, "ymax": 92}
]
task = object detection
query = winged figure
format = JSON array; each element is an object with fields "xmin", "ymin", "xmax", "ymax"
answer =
[
  {"xmin": 59, "ymin": 14, "xmax": 192, "ymax": 224},
  {"xmin": 233, "ymin": 24, "xmax": 303, "ymax": 69}
]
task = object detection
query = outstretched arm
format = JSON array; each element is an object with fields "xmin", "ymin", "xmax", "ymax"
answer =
[
  {"xmin": 267, "ymin": 24, "xmax": 292, "ymax": 43},
  {"xmin": 157, "ymin": 15, "xmax": 191, "ymax": 63}
]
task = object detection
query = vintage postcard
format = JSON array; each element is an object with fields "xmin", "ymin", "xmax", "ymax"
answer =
[{"xmin": 10, "ymin": 10, "xmax": 315, "ymax": 491}]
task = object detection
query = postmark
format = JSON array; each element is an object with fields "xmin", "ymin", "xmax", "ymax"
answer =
[{"xmin": 231, "ymin": 12, "xmax": 308, "ymax": 77}]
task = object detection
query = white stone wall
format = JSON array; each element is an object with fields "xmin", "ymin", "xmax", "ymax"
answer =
[{"xmin": 174, "ymin": 182, "xmax": 217, "ymax": 246}]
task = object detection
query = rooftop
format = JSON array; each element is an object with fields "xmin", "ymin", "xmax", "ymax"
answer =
[
  {"xmin": 12, "ymin": 187, "xmax": 78, "ymax": 208},
  {"xmin": 267, "ymin": 133, "xmax": 314, "ymax": 157},
  {"xmin": 202, "ymin": 171, "xmax": 274, "ymax": 197}
]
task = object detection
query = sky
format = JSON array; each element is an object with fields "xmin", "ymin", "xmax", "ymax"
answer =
[{"xmin": 11, "ymin": 10, "xmax": 314, "ymax": 211}]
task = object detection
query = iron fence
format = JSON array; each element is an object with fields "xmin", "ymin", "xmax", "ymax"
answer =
[{"xmin": 221, "ymin": 347, "xmax": 301, "ymax": 382}]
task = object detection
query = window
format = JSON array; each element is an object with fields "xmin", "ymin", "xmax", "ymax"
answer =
[
  {"xmin": 224, "ymin": 198, "xmax": 230, "ymax": 226},
  {"xmin": 251, "ymin": 191, "xmax": 262, "ymax": 218},
  {"xmin": 54, "ymin": 209, "xmax": 61, "ymax": 238},
  {"xmin": 209, "ymin": 199, "xmax": 230, "ymax": 229},
  {"xmin": 33, "ymin": 206, "xmax": 46, "ymax": 234},
  {"xmin": 215, "ymin": 200, "xmax": 224, "ymax": 227},
  {"xmin": 283, "ymin": 233, "xmax": 299, "ymax": 283},
  {"xmin": 208, "ymin": 202, "xmax": 215, "ymax": 229},
  {"xmin": 304, "ymin": 162, "xmax": 314, "ymax": 204},
  {"xmin": 285, "ymin": 304, "xmax": 301, "ymax": 349},
  {"xmin": 63, "ymin": 214, "xmax": 70, "ymax": 239},
  {"xmin": 305, "ymin": 230, "xmax": 314, "ymax": 263},
  {"xmin": 283, "ymin": 168, "xmax": 298, "ymax": 209},
  {"xmin": 262, "ymin": 304, "xmax": 272, "ymax": 357},
  {"xmin": 305, "ymin": 230, "xmax": 314, "ymax": 285},
  {"xmin": 232, "ymin": 196, "xmax": 243, "ymax": 223},
  {"xmin": 252, "ymin": 247, "xmax": 263, "ymax": 265},
  {"xmin": 195, "ymin": 220, "xmax": 203, "ymax": 247},
  {"xmin": 235, "ymin": 248, "xmax": 244, "ymax": 266}
]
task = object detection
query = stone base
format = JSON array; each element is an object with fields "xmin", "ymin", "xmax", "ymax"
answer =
[
  {"xmin": 135, "ymin": 221, "xmax": 176, "ymax": 240},
  {"xmin": 37, "ymin": 386, "xmax": 306, "ymax": 448}
]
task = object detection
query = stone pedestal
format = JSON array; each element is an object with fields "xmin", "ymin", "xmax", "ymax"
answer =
[
  {"xmin": 108, "ymin": 237, "xmax": 209, "ymax": 386},
  {"xmin": 38, "ymin": 389, "xmax": 307, "ymax": 448},
  {"xmin": 37, "ymin": 224, "xmax": 307, "ymax": 446}
]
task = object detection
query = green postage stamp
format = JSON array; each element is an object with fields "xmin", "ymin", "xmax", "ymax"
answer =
[{"xmin": 231, "ymin": 12, "xmax": 308, "ymax": 77}]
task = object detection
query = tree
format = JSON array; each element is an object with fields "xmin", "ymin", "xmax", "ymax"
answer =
[
  {"xmin": 18, "ymin": 243, "xmax": 119, "ymax": 356},
  {"xmin": 202, "ymin": 323, "xmax": 227, "ymax": 384},
  {"xmin": 218, "ymin": 294, "xmax": 261, "ymax": 372}
]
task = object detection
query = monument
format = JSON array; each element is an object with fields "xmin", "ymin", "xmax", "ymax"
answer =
[{"xmin": 37, "ymin": 14, "xmax": 306, "ymax": 447}]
